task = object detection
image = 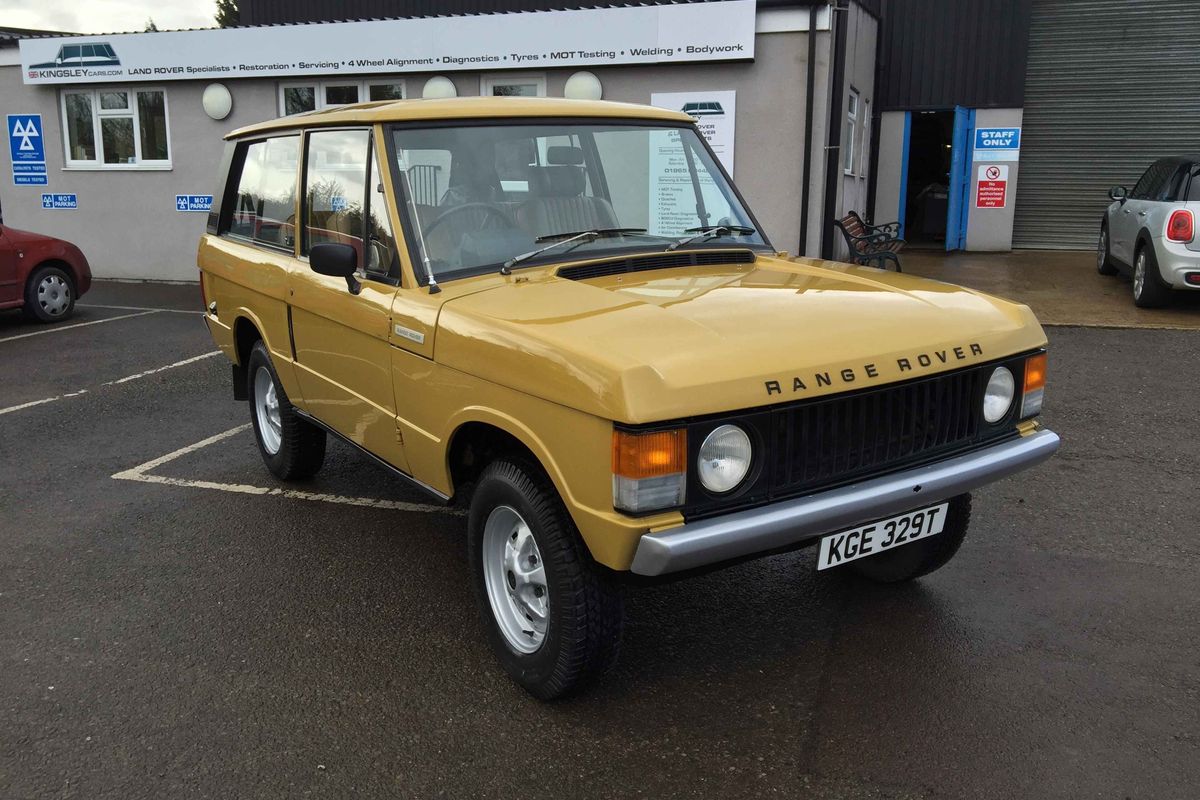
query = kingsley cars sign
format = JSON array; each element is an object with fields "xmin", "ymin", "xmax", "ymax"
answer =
[{"xmin": 20, "ymin": 0, "xmax": 755, "ymax": 85}]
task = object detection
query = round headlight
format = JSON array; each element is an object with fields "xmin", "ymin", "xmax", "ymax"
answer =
[
  {"xmin": 983, "ymin": 366, "xmax": 1016, "ymax": 423},
  {"xmin": 697, "ymin": 424, "xmax": 753, "ymax": 494}
]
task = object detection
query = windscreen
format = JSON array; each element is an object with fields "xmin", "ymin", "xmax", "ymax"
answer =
[{"xmin": 389, "ymin": 122, "xmax": 768, "ymax": 282}]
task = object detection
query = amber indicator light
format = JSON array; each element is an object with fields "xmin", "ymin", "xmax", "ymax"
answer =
[
  {"xmin": 1024, "ymin": 353, "xmax": 1047, "ymax": 393},
  {"xmin": 612, "ymin": 429, "xmax": 686, "ymax": 479}
]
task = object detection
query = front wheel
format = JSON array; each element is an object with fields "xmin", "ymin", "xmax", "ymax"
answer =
[
  {"xmin": 1096, "ymin": 225, "xmax": 1118, "ymax": 275},
  {"xmin": 468, "ymin": 459, "xmax": 623, "ymax": 700},
  {"xmin": 844, "ymin": 494, "xmax": 972, "ymax": 583},
  {"xmin": 246, "ymin": 340, "xmax": 326, "ymax": 480},
  {"xmin": 22, "ymin": 264, "xmax": 76, "ymax": 322}
]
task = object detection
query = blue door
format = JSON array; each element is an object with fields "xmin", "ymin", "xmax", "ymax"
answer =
[{"xmin": 945, "ymin": 106, "xmax": 975, "ymax": 251}]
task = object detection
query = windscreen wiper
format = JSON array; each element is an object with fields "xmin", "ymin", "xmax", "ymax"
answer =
[
  {"xmin": 666, "ymin": 225, "xmax": 756, "ymax": 251},
  {"xmin": 501, "ymin": 228, "xmax": 649, "ymax": 274}
]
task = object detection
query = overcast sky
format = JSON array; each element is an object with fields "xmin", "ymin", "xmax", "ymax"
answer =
[{"xmin": 1, "ymin": 0, "xmax": 217, "ymax": 34}]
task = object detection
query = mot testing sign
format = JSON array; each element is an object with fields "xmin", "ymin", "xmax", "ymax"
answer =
[
  {"xmin": 176, "ymin": 195, "xmax": 213, "ymax": 212},
  {"xmin": 8, "ymin": 114, "xmax": 48, "ymax": 185},
  {"xmin": 976, "ymin": 164, "xmax": 1009, "ymax": 209}
]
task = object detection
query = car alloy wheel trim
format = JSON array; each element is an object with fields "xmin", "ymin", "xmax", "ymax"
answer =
[
  {"xmin": 37, "ymin": 274, "xmax": 71, "ymax": 316},
  {"xmin": 1097, "ymin": 230, "xmax": 1106, "ymax": 270},
  {"xmin": 253, "ymin": 366, "xmax": 283, "ymax": 455},
  {"xmin": 1134, "ymin": 252, "xmax": 1145, "ymax": 298},
  {"xmin": 482, "ymin": 504, "xmax": 549, "ymax": 654}
]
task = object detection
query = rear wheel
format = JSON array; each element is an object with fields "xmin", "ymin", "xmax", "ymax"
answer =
[
  {"xmin": 1096, "ymin": 225, "xmax": 1118, "ymax": 275},
  {"xmin": 22, "ymin": 264, "xmax": 76, "ymax": 323},
  {"xmin": 468, "ymin": 459, "xmax": 623, "ymax": 700},
  {"xmin": 246, "ymin": 340, "xmax": 326, "ymax": 480},
  {"xmin": 1132, "ymin": 244, "xmax": 1171, "ymax": 308},
  {"xmin": 844, "ymin": 495, "xmax": 972, "ymax": 583}
]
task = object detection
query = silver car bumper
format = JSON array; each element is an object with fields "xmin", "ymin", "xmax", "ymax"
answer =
[{"xmin": 629, "ymin": 428, "xmax": 1061, "ymax": 576}]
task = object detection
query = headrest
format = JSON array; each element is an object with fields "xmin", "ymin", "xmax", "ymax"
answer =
[
  {"xmin": 546, "ymin": 145, "xmax": 585, "ymax": 165},
  {"xmin": 528, "ymin": 166, "xmax": 585, "ymax": 197}
]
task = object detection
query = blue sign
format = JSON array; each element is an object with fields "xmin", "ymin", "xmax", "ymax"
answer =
[
  {"xmin": 41, "ymin": 193, "xmax": 78, "ymax": 210},
  {"xmin": 8, "ymin": 115, "xmax": 45, "ymax": 163},
  {"xmin": 15, "ymin": 174, "xmax": 48, "ymax": 186},
  {"xmin": 974, "ymin": 127, "xmax": 1021, "ymax": 151},
  {"xmin": 175, "ymin": 194, "xmax": 213, "ymax": 212}
]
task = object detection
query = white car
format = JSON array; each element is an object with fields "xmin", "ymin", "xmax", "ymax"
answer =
[{"xmin": 1097, "ymin": 156, "xmax": 1200, "ymax": 307}]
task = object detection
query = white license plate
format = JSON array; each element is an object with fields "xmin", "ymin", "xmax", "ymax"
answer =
[{"xmin": 816, "ymin": 502, "xmax": 949, "ymax": 571}]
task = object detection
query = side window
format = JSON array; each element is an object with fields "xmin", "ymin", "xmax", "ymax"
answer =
[
  {"xmin": 304, "ymin": 129, "xmax": 370, "ymax": 264},
  {"xmin": 1165, "ymin": 165, "xmax": 1190, "ymax": 201},
  {"xmin": 1188, "ymin": 167, "xmax": 1200, "ymax": 202},
  {"xmin": 1132, "ymin": 160, "xmax": 1171, "ymax": 200},
  {"xmin": 365, "ymin": 153, "xmax": 398, "ymax": 278},
  {"xmin": 227, "ymin": 136, "xmax": 299, "ymax": 250}
]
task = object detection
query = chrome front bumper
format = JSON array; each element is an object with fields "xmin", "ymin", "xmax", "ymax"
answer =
[{"xmin": 629, "ymin": 428, "xmax": 1060, "ymax": 576}]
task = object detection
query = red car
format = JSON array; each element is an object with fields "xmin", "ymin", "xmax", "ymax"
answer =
[{"xmin": 0, "ymin": 220, "xmax": 92, "ymax": 322}]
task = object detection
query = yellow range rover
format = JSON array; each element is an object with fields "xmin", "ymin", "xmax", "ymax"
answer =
[{"xmin": 200, "ymin": 97, "xmax": 1059, "ymax": 699}]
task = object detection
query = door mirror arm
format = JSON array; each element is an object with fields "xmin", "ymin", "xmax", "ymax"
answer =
[{"xmin": 309, "ymin": 243, "xmax": 362, "ymax": 295}]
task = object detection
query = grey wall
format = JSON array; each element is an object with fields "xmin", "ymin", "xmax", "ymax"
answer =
[
  {"xmin": 873, "ymin": 110, "xmax": 906, "ymax": 228},
  {"xmin": 0, "ymin": 28, "xmax": 820, "ymax": 280},
  {"xmin": 965, "ymin": 107, "xmax": 1022, "ymax": 251}
]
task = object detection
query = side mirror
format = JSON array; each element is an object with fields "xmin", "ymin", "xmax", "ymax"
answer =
[
  {"xmin": 1109, "ymin": 186, "xmax": 1128, "ymax": 202},
  {"xmin": 310, "ymin": 242, "xmax": 361, "ymax": 294}
]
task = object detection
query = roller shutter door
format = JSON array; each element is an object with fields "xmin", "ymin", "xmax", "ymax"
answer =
[{"xmin": 1012, "ymin": 0, "xmax": 1200, "ymax": 249}]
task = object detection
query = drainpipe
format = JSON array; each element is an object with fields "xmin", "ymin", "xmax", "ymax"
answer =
[
  {"xmin": 820, "ymin": 0, "xmax": 849, "ymax": 260},
  {"xmin": 798, "ymin": 5, "xmax": 817, "ymax": 255}
]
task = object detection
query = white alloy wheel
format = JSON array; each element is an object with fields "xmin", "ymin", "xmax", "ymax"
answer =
[
  {"xmin": 482, "ymin": 504, "xmax": 549, "ymax": 654},
  {"xmin": 253, "ymin": 366, "xmax": 283, "ymax": 455},
  {"xmin": 38, "ymin": 273, "xmax": 72, "ymax": 317},
  {"xmin": 1133, "ymin": 250, "xmax": 1146, "ymax": 299}
]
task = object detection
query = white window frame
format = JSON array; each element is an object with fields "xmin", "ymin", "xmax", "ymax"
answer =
[
  {"xmin": 59, "ymin": 86, "xmax": 171, "ymax": 170},
  {"xmin": 480, "ymin": 73, "xmax": 547, "ymax": 98},
  {"xmin": 843, "ymin": 89, "xmax": 859, "ymax": 176},
  {"xmin": 277, "ymin": 79, "xmax": 407, "ymax": 115}
]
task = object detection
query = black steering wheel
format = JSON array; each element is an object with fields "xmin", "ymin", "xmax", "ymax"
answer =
[{"xmin": 424, "ymin": 203, "xmax": 513, "ymax": 237}]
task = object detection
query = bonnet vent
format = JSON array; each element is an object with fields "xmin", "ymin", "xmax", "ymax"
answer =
[{"xmin": 557, "ymin": 249, "xmax": 756, "ymax": 281}]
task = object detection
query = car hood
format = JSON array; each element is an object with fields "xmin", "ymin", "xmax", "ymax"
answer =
[
  {"xmin": 1, "ymin": 225, "xmax": 62, "ymax": 246},
  {"xmin": 434, "ymin": 254, "xmax": 1048, "ymax": 423}
]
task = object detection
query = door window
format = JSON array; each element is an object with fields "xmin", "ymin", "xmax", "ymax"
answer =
[
  {"xmin": 1131, "ymin": 160, "xmax": 1175, "ymax": 200},
  {"xmin": 1188, "ymin": 167, "xmax": 1200, "ymax": 202},
  {"xmin": 304, "ymin": 129, "xmax": 370, "ymax": 263},
  {"xmin": 227, "ymin": 136, "xmax": 300, "ymax": 249}
]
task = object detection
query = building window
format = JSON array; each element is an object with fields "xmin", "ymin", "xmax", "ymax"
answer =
[
  {"xmin": 61, "ymin": 87, "xmax": 170, "ymax": 167},
  {"xmin": 843, "ymin": 89, "xmax": 859, "ymax": 176},
  {"xmin": 481, "ymin": 73, "xmax": 546, "ymax": 97},
  {"xmin": 278, "ymin": 79, "xmax": 406, "ymax": 115}
]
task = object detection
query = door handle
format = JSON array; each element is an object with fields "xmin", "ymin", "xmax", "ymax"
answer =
[
  {"xmin": 1137, "ymin": 211, "xmax": 1147, "ymax": 217},
  {"xmin": 1122, "ymin": 208, "xmax": 1131, "ymax": 214}
]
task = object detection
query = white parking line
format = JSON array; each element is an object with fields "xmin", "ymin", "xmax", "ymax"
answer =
[
  {"xmin": 102, "ymin": 351, "xmax": 221, "ymax": 385},
  {"xmin": 79, "ymin": 303, "xmax": 203, "ymax": 314},
  {"xmin": 0, "ymin": 389, "xmax": 88, "ymax": 417},
  {"xmin": 112, "ymin": 424, "xmax": 456, "ymax": 515},
  {"xmin": 0, "ymin": 310, "xmax": 159, "ymax": 343}
]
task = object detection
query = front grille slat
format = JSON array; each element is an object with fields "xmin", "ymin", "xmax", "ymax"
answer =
[{"xmin": 769, "ymin": 367, "xmax": 994, "ymax": 499}]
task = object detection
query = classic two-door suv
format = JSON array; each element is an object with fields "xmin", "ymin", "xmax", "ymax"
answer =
[{"xmin": 199, "ymin": 97, "xmax": 1059, "ymax": 699}]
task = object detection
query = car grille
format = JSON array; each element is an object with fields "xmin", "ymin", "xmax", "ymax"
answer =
[{"xmin": 769, "ymin": 368, "xmax": 986, "ymax": 495}]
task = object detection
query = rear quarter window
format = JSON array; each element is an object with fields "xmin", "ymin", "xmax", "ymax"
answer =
[{"xmin": 225, "ymin": 135, "xmax": 300, "ymax": 251}]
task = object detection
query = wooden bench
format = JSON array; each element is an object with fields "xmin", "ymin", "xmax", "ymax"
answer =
[{"xmin": 834, "ymin": 211, "xmax": 905, "ymax": 271}]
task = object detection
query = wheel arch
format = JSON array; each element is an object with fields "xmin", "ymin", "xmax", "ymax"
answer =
[
  {"xmin": 231, "ymin": 313, "xmax": 269, "ymax": 401},
  {"xmin": 444, "ymin": 410, "xmax": 571, "ymax": 509}
]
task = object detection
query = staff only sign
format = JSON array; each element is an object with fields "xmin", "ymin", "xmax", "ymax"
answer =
[{"xmin": 19, "ymin": 0, "xmax": 756, "ymax": 85}]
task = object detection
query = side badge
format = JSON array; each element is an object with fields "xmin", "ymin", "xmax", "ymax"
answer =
[{"xmin": 393, "ymin": 324, "xmax": 426, "ymax": 345}]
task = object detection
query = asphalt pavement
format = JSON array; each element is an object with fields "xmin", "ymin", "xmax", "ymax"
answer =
[{"xmin": 1, "ymin": 282, "xmax": 1198, "ymax": 799}]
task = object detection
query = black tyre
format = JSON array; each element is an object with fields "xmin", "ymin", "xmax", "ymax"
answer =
[
  {"xmin": 844, "ymin": 494, "xmax": 972, "ymax": 583},
  {"xmin": 246, "ymin": 340, "xmax": 326, "ymax": 480},
  {"xmin": 1096, "ymin": 224, "xmax": 1118, "ymax": 276},
  {"xmin": 1132, "ymin": 244, "xmax": 1172, "ymax": 308},
  {"xmin": 22, "ymin": 263, "xmax": 76, "ymax": 323},
  {"xmin": 468, "ymin": 458, "xmax": 623, "ymax": 700}
]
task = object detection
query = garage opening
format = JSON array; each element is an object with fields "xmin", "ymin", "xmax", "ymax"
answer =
[{"xmin": 902, "ymin": 110, "xmax": 954, "ymax": 246}]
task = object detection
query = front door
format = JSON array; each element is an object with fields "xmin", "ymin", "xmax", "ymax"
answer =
[{"xmin": 288, "ymin": 128, "xmax": 409, "ymax": 471}]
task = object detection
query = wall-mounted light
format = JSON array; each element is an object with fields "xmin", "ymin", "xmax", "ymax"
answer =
[
  {"xmin": 422, "ymin": 76, "xmax": 458, "ymax": 99},
  {"xmin": 564, "ymin": 71, "xmax": 603, "ymax": 101},
  {"xmin": 202, "ymin": 83, "xmax": 232, "ymax": 120}
]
